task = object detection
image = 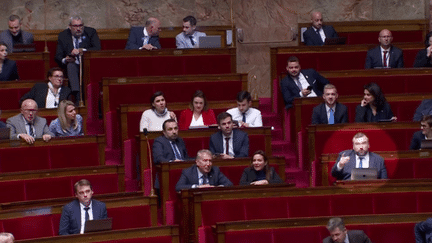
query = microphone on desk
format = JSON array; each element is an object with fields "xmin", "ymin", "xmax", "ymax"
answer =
[{"xmin": 143, "ymin": 128, "xmax": 149, "ymax": 136}]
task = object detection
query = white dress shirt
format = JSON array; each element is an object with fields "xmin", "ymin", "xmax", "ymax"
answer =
[
  {"xmin": 226, "ymin": 107, "xmax": 263, "ymax": 127},
  {"xmin": 79, "ymin": 201, "xmax": 93, "ymax": 234}
]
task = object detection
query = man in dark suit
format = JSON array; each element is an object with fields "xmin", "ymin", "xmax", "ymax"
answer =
[
  {"xmin": 365, "ymin": 29, "xmax": 404, "ymax": 69},
  {"xmin": 6, "ymin": 99, "xmax": 53, "ymax": 144},
  {"xmin": 303, "ymin": 11, "xmax": 338, "ymax": 46},
  {"xmin": 413, "ymin": 98, "xmax": 432, "ymax": 121},
  {"xmin": 415, "ymin": 217, "xmax": 432, "ymax": 243},
  {"xmin": 331, "ymin": 132, "xmax": 388, "ymax": 181},
  {"xmin": 280, "ymin": 56, "xmax": 329, "ymax": 109},
  {"xmin": 0, "ymin": 15, "xmax": 34, "ymax": 53},
  {"xmin": 125, "ymin": 17, "xmax": 161, "ymax": 50},
  {"xmin": 410, "ymin": 115, "xmax": 432, "ymax": 150},
  {"xmin": 175, "ymin": 149, "xmax": 233, "ymax": 191},
  {"xmin": 311, "ymin": 84, "xmax": 348, "ymax": 124},
  {"xmin": 59, "ymin": 179, "xmax": 108, "ymax": 235},
  {"xmin": 209, "ymin": 112, "xmax": 249, "ymax": 159},
  {"xmin": 323, "ymin": 217, "xmax": 372, "ymax": 243},
  {"xmin": 153, "ymin": 119, "xmax": 190, "ymax": 163},
  {"xmin": 55, "ymin": 16, "xmax": 101, "ymax": 103}
]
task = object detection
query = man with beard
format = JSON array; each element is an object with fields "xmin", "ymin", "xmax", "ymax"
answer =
[
  {"xmin": 331, "ymin": 132, "xmax": 388, "ymax": 180},
  {"xmin": 0, "ymin": 15, "xmax": 34, "ymax": 53},
  {"xmin": 323, "ymin": 217, "xmax": 372, "ymax": 243},
  {"xmin": 311, "ymin": 84, "xmax": 348, "ymax": 124}
]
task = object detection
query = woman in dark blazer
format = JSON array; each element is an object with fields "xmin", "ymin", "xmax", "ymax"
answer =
[
  {"xmin": 414, "ymin": 31, "xmax": 432, "ymax": 67},
  {"xmin": 0, "ymin": 41, "xmax": 19, "ymax": 81},
  {"xmin": 239, "ymin": 150, "xmax": 284, "ymax": 185},
  {"xmin": 355, "ymin": 82, "xmax": 396, "ymax": 123}
]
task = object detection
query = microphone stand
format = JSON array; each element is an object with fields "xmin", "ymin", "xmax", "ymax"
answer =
[{"xmin": 143, "ymin": 128, "xmax": 156, "ymax": 197}]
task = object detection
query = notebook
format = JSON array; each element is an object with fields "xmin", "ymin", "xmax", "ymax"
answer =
[{"xmin": 199, "ymin": 36, "xmax": 221, "ymax": 48}]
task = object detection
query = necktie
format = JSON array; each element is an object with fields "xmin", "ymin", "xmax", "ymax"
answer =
[
  {"xmin": 171, "ymin": 141, "xmax": 182, "ymax": 160},
  {"xmin": 189, "ymin": 36, "xmax": 195, "ymax": 46},
  {"xmin": 242, "ymin": 113, "xmax": 246, "ymax": 123},
  {"xmin": 142, "ymin": 36, "xmax": 149, "ymax": 45},
  {"xmin": 74, "ymin": 36, "xmax": 80, "ymax": 49},
  {"xmin": 359, "ymin": 157, "xmax": 363, "ymax": 168},
  {"xmin": 84, "ymin": 207, "xmax": 90, "ymax": 222},
  {"xmin": 294, "ymin": 77, "xmax": 302, "ymax": 90},
  {"xmin": 202, "ymin": 175, "xmax": 209, "ymax": 185},
  {"xmin": 328, "ymin": 108, "xmax": 335, "ymax": 124},
  {"xmin": 225, "ymin": 137, "xmax": 230, "ymax": 155},
  {"xmin": 27, "ymin": 123, "xmax": 34, "ymax": 137},
  {"xmin": 383, "ymin": 51, "xmax": 388, "ymax": 67}
]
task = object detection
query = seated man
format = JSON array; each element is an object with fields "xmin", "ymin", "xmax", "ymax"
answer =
[
  {"xmin": 6, "ymin": 99, "xmax": 53, "ymax": 144},
  {"xmin": 331, "ymin": 132, "xmax": 388, "ymax": 180},
  {"xmin": 175, "ymin": 149, "xmax": 233, "ymax": 191},
  {"xmin": 302, "ymin": 11, "xmax": 338, "ymax": 46},
  {"xmin": 55, "ymin": 16, "xmax": 101, "ymax": 103},
  {"xmin": 125, "ymin": 17, "xmax": 161, "ymax": 50},
  {"xmin": 227, "ymin": 90, "xmax": 262, "ymax": 127},
  {"xmin": 280, "ymin": 56, "xmax": 329, "ymax": 109},
  {"xmin": 365, "ymin": 29, "xmax": 404, "ymax": 69},
  {"xmin": 209, "ymin": 112, "xmax": 249, "ymax": 159},
  {"xmin": 415, "ymin": 218, "xmax": 432, "ymax": 243},
  {"xmin": 414, "ymin": 98, "xmax": 432, "ymax": 121},
  {"xmin": 59, "ymin": 179, "xmax": 108, "ymax": 235},
  {"xmin": 0, "ymin": 15, "xmax": 34, "ymax": 53},
  {"xmin": 176, "ymin": 15, "xmax": 206, "ymax": 49},
  {"xmin": 410, "ymin": 115, "xmax": 432, "ymax": 150},
  {"xmin": 323, "ymin": 217, "xmax": 372, "ymax": 243},
  {"xmin": 311, "ymin": 84, "xmax": 348, "ymax": 124},
  {"xmin": 153, "ymin": 119, "xmax": 190, "ymax": 163}
]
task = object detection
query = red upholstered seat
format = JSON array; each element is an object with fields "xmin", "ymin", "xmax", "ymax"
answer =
[
  {"xmin": 225, "ymin": 229, "xmax": 273, "ymax": 243},
  {"xmin": 2, "ymin": 215, "xmax": 54, "ymax": 240},
  {"xmin": 0, "ymin": 146, "xmax": 50, "ymax": 172},
  {"xmin": 330, "ymin": 194, "xmax": 374, "ymax": 216},
  {"xmin": 416, "ymin": 191, "xmax": 432, "ymax": 212},
  {"xmin": 108, "ymin": 205, "xmax": 152, "ymax": 230},
  {"xmin": 15, "ymin": 60, "xmax": 46, "ymax": 80},
  {"xmin": 368, "ymin": 223, "xmax": 415, "ymax": 243},
  {"xmin": 104, "ymin": 237, "xmax": 175, "ymax": 243},
  {"xmin": 0, "ymin": 181, "xmax": 26, "ymax": 203},
  {"xmin": 273, "ymin": 227, "xmax": 325, "ymax": 243},
  {"xmin": 71, "ymin": 174, "xmax": 119, "ymax": 195},
  {"xmin": 287, "ymin": 195, "xmax": 331, "ymax": 217},
  {"xmin": 49, "ymin": 143, "xmax": 101, "ymax": 168},
  {"xmin": 244, "ymin": 197, "xmax": 288, "ymax": 220},
  {"xmin": 374, "ymin": 192, "xmax": 417, "ymax": 214},
  {"xmin": 201, "ymin": 199, "xmax": 245, "ymax": 226},
  {"xmin": 0, "ymin": 88, "xmax": 30, "ymax": 110}
]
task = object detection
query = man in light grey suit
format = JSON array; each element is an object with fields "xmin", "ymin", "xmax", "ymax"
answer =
[
  {"xmin": 331, "ymin": 132, "xmax": 387, "ymax": 180},
  {"xmin": 176, "ymin": 16, "xmax": 206, "ymax": 49},
  {"xmin": 0, "ymin": 15, "xmax": 34, "ymax": 53},
  {"xmin": 6, "ymin": 99, "xmax": 53, "ymax": 144}
]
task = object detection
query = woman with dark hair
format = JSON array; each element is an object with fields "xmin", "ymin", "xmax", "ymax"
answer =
[
  {"xmin": 20, "ymin": 67, "xmax": 71, "ymax": 108},
  {"xmin": 239, "ymin": 150, "xmax": 284, "ymax": 185},
  {"xmin": 355, "ymin": 82, "xmax": 396, "ymax": 123},
  {"xmin": 178, "ymin": 90, "xmax": 216, "ymax": 130},
  {"xmin": 0, "ymin": 41, "xmax": 19, "ymax": 81},
  {"xmin": 139, "ymin": 91, "xmax": 176, "ymax": 132},
  {"xmin": 49, "ymin": 100, "xmax": 83, "ymax": 137},
  {"xmin": 414, "ymin": 31, "xmax": 432, "ymax": 67}
]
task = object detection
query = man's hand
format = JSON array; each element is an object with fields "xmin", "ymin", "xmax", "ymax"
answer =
[
  {"xmin": 251, "ymin": 180, "xmax": 269, "ymax": 185},
  {"xmin": 338, "ymin": 153, "xmax": 350, "ymax": 168},
  {"xmin": 427, "ymin": 45, "xmax": 432, "ymax": 58},
  {"xmin": 19, "ymin": 134, "xmax": 35, "ymax": 144},
  {"xmin": 65, "ymin": 56, "xmax": 76, "ymax": 63},
  {"xmin": 220, "ymin": 153, "xmax": 234, "ymax": 159},
  {"xmin": 301, "ymin": 89, "xmax": 311, "ymax": 97},
  {"xmin": 141, "ymin": 44, "xmax": 158, "ymax": 50},
  {"xmin": 70, "ymin": 48, "xmax": 81, "ymax": 56},
  {"xmin": 390, "ymin": 116, "xmax": 398, "ymax": 122},
  {"xmin": 239, "ymin": 121, "xmax": 249, "ymax": 128},
  {"xmin": 42, "ymin": 134, "xmax": 52, "ymax": 142}
]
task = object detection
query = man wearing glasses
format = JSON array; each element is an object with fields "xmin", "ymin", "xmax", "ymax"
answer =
[
  {"xmin": 6, "ymin": 99, "xmax": 53, "ymax": 144},
  {"xmin": 55, "ymin": 16, "xmax": 101, "ymax": 103},
  {"xmin": 365, "ymin": 29, "xmax": 404, "ymax": 69}
]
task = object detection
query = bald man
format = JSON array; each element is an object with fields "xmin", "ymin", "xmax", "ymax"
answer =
[
  {"xmin": 6, "ymin": 99, "xmax": 53, "ymax": 144},
  {"xmin": 125, "ymin": 17, "xmax": 161, "ymax": 50},
  {"xmin": 0, "ymin": 233, "xmax": 14, "ymax": 243},
  {"xmin": 302, "ymin": 11, "xmax": 338, "ymax": 46},
  {"xmin": 365, "ymin": 29, "xmax": 404, "ymax": 69}
]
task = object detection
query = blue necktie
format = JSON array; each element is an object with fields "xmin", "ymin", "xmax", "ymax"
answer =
[
  {"xmin": 74, "ymin": 37, "xmax": 80, "ymax": 49},
  {"xmin": 329, "ymin": 108, "xmax": 335, "ymax": 124},
  {"xmin": 171, "ymin": 141, "xmax": 182, "ymax": 160},
  {"xmin": 27, "ymin": 123, "xmax": 34, "ymax": 137},
  {"xmin": 359, "ymin": 157, "xmax": 363, "ymax": 168}
]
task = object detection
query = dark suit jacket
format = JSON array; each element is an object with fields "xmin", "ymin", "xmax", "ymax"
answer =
[
  {"xmin": 55, "ymin": 27, "xmax": 101, "ymax": 67},
  {"xmin": 311, "ymin": 102, "xmax": 348, "ymax": 124},
  {"xmin": 0, "ymin": 121, "xmax": 6, "ymax": 128},
  {"xmin": 58, "ymin": 199, "xmax": 107, "ymax": 235},
  {"xmin": 323, "ymin": 230, "xmax": 372, "ymax": 243},
  {"xmin": 410, "ymin": 131, "xmax": 426, "ymax": 150},
  {"xmin": 6, "ymin": 114, "xmax": 54, "ymax": 139},
  {"xmin": 414, "ymin": 99, "xmax": 432, "ymax": 121},
  {"xmin": 153, "ymin": 135, "xmax": 190, "ymax": 163},
  {"xmin": 365, "ymin": 45, "xmax": 404, "ymax": 69},
  {"xmin": 175, "ymin": 164, "xmax": 233, "ymax": 191},
  {"xmin": 280, "ymin": 69, "xmax": 330, "ymax": 109},
  {"xmin": 209, "ymin": 129, "xmax": 249, "ymax": 157},
  {"xmin": 20, "ymin": 83, "xmax": 71, "ymax": 108},
  {"xmin": 0, "ymin": 58, "xmax": 19, "ymax": 81},
  {"xmin": 413, "ymin": 49, "xmax": 432, "ymax": 67},
  {"xmin": 0, "ymin": 29, "xmax": 34, "ymax": 54},
  {"xmin": 239, "ymin": 167, "xmax": 284, "ymax": 185},
  {"xmin": 303, "ymin": 25, "xmax": 338, "ymax": 46},
  {"xmin": 125, "ymin": 27, "xmax": 161, "ymax": 50},
  {"xmin": 355, "ymin": 102, "xmax": 393, "ymax": 123},
  {"xmin": 331, "ymin": 150, "xmax": 388, "ymax": 180},
  {"xmin": 415, "ymin": 218, "xmax": 432, "ymax": 243}
]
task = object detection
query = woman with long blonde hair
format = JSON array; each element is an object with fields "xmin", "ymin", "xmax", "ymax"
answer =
[{"xmin": 49, "ymin": 100, "xmax": 83, "ymax": 136}]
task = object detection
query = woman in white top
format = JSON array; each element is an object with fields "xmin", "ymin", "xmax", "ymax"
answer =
[{"xmin": 139, "ymin": 91, "xmax": 176, "ymax": 132}]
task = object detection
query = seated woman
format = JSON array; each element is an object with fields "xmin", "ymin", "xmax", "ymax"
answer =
[
  {"xmin": 49, "ymin": 100, "xmax": 83, "ymax": 137},
  {"xmin": 239, "ymin": 150, "xmax": 284, "ymax": 185},
  {"xmin": 414, "ymin": 31, "xmax": 432, "ymax": 67},
  {"xmin": 139, "ymin": 91, "xmax": 176, "ymax": 132},
  {"xmin": 179, "ymin": 90, "xmax": 216, "ymax": 130},
  {"xmin": 410, "ymin": 115, "xmax": 432, "ymax": 150},
  {"xmin": 0, "ymin": 41, "xmax": 19, "ymax": 81},
  {"xmin": 355, "ymin": 82, "xmax": 396, "ymax": 123},
  {"xmin": 20, "ymin": 67, "xmax": 71, "ymax": 109}
]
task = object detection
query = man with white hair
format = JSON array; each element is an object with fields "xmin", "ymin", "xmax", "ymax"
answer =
[{"xmin": 0, "ymin": 233, "xmax": 14, "ymax": 243}]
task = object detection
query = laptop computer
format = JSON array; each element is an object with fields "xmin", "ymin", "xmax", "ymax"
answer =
[
  {"xmin": 0, "ymin": 127, "xmax": 10, "ymax": 140},
  {"xmin": 199, "ymin": 36, "xmax": 222, "ymax": 48},
  {"xmin": 324, "ymin": 37, "xmax": 347, "ymax": 45},
  {"xmin": 351, "ymin": 168, "xmax": 378, "ymax": 180},
  {"xmin": 84, "ymin": 218, "xmax": 112, "ymax": 233},
  {"xmin": 421, "ymin": 140, "xmax": 432, "ymax": 150}
]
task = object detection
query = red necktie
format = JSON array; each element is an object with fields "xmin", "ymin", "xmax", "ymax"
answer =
[{"xmin": 383, "ymin": 51, "xmax": 388, "ymax": 67}]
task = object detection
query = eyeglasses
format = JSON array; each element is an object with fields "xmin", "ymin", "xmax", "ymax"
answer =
[
  {"xmin": 70, "ymin": 24, "xmax": 84, "ymax": 28},
  {"xmin": 52, "ymin": 75, "xmax": 64, "ymax": 79},
  {"xmin": 22, "ymin": 109, "xmax": 38, "ymax": 114}
]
